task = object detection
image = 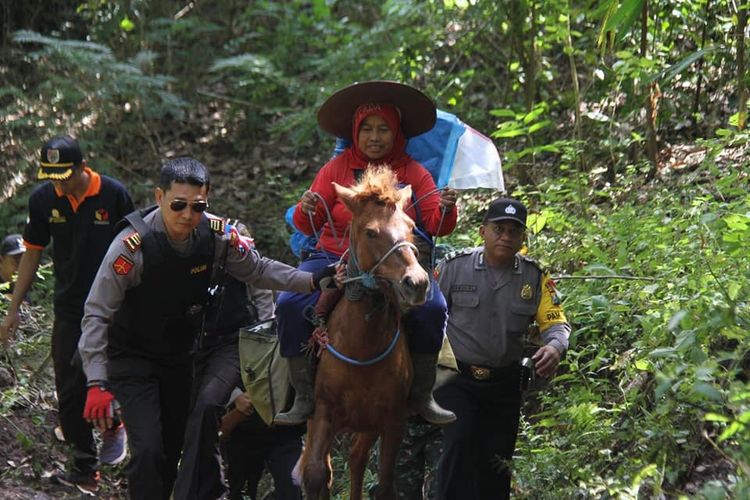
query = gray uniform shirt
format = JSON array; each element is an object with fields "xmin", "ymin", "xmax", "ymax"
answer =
[
  {"xmin": 79, "ymin": 209, "xmax": 312, "ymax": 383},
  {"xmin": 437, "ymin": 248, "xmax": 571, "ymax": 368}
]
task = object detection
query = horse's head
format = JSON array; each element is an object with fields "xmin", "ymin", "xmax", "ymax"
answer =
[{"xmin": 333, "ymin": 167, "xmax": 429, "ymax": 309}]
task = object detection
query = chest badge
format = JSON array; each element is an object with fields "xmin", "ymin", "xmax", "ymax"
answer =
[
  {"xmin": 94, "ymin": 208, "xmax": 110, "ymax": 225},
  {"xmin": 521, "ymin": 283, "xmax": 533, "ymax": 300},
  {"xmin": 48, "ymin": 208, "xmax": 67, "ymax": 224}
]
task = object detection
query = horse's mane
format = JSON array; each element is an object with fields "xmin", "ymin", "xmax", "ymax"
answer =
[{"xmin": 350, "ymin": 165, "xmax": 403, "ymax": 205}]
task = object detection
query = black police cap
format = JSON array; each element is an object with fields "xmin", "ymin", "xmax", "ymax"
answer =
[{"xmin": 484, "ymin": 198, "xmax": 527, "ymax": 227}]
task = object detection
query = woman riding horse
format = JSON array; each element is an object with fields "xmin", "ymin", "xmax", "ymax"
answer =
[
  {"xmin": 275, "ymin": 80, "xmax": 458, "ymax": 426},
  {"xmin": 303, "ymin": 166, "xmax": 431, "ymax": 499}
]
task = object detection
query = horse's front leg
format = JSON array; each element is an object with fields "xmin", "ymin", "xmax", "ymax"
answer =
[
  {"xmin": 349, "ymin": 431, "xmax": 379, "ymax": 500},
  {"xmin": 303, "ymin": 407, "xmax": 334, "ymax": 500},
  {"xmin": 372, "ymin": 422, "xmax": 407, "ymax": 500}
]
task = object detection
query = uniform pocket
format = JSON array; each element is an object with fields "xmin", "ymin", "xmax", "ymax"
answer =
[
  {"xmin": 508, "ymin": 302, "xmax": 536, "ymax": 333},
  {"xmin": 452, "ymin": 291, "xmax": 479, "ymax": 308}
]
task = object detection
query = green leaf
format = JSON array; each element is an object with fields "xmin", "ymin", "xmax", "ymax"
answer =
[
  {"xmin": 492, "ymin": 127, "xmax": 527, "ymax": 139},
  {"xmin": 718, "ymin": 421, "xmax": 744, "ymax": 441},
  {"xmin": 489, "ymin": 108, "xmax": 518, "ymax": 119},
  {"xmin": 692, "ymin": 382, "xmax": 723, "ymax": 402},
  {"xmin": 602, "ymin": 0, "xmax": 645, "ymax": 46},
  {"xmin": 523, "ymin": 106, "xmax": 546, "ymax": 124},
  {"xmin": 120, "ymin": 17, "xmax": 135, "ymax": 32},
  {"xmin": 527, "ymin": 120, "xmax": 552, "ymax": 134},
  {"xmin": 704, "ymin": 412, "xmax": 730, "ymax": 423},
  {"xmin": 667, "ymin": 310, "xmax": 688, "ymax": 332},
  {"xmin": 634, "ymin": 359, "xmax": 650, "ymax": 371},
  {"xmin": 647, "ymin": 46, "xmax": 725, "ymax": 84}
]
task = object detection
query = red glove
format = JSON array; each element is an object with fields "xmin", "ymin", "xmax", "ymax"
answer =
[{"xmin": 84, "ymin": 385, "xmax": 115, "ymax": 430}]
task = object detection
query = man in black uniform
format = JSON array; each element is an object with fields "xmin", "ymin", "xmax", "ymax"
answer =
[
  {"xmin": 434, "ymin": 198, "xmax": 571, "ymax": 499},
  {"xmin": 78, "ymin": 157, "xmax": 333, "ymax": 500},
  {"xmin": 172, "ymin": 221, "xmax": 278, "ymax": 500},
  {"xmin": 0, "ymin": 135, "xmax": 134, "ymax": 493}
]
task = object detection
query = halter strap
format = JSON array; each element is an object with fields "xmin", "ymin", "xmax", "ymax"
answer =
[{"xmin": 343, "ymin": 239, "xmax": 418, "ymax": 290}]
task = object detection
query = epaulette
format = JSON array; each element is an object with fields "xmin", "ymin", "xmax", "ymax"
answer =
[
  {"xmin": 519, "ymin": 254, "xmax": 545, "ymax": 273},
  {"xmin": 122, "ymin": 232, "xmax": 142, "ymax": 254},
  {"xmin": 443, "ymin": 248, "xmax": 474, "ymax": 262},
  {"xmin": 208, "ymin": 217, "xmax": 225, "ymax": 234},
  {"xmin": 436, "ymin": 248, "xmax": 474, "ymax": 270}
]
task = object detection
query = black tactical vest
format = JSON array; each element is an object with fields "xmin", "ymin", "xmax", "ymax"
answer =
[
  {"xmin": 108, "ymin": 209, "xmax": 215, "ymax": 362},
  {"xmin": 201, "ymin": 274, "xmax": 258, "ymax": 341}
]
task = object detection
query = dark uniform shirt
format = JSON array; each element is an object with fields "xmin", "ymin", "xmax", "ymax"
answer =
[
  {"xmin": 436, "ymin": 248, "xmax": 570, "ymax": 368},
  {"xmin": 23, "ymin": 168, "xmax": 134, "ymax": 322}
]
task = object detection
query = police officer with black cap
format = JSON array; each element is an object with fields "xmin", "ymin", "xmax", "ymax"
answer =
[
  {"xmin": 0, "ymin": 134, "xmax": 135, "ymax": 494},
  {"xmin": 433, "ymin": 197, "xmax": 571, "ymax": 499}
]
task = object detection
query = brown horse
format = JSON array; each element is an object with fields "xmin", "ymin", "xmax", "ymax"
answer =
[{"xmin": 301, "ymin": 167, "xmax": 430, "ymax": 499}]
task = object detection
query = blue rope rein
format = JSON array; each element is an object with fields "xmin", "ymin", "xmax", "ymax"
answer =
[{"xmin": 325, "ymin": 327, "xmax": 401, "ymax": 367}]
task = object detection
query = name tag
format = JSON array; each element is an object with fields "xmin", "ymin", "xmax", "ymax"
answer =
[{"xmin": 191, "ymin": 264, "xmax": 208, "ymax": 275}]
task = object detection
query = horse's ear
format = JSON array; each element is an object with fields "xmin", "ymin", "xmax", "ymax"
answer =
[
  {"xmin": 333, "ymin": 182, "xmax": 358, "ymax": 212},
  {"xmin": 397, "ymin": 185, "xmax": 412, "ymax": 211}
]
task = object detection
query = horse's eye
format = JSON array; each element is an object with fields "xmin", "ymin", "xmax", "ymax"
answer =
[{"xmin": 366, "ymin": 229, "xmax": 378, "ymax": 239}]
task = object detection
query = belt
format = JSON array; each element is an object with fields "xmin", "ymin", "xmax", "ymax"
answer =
[
  {"xmin": 456, "ymin": 360, "xmax": 519, "ymax": 381},
  {"xmin": 201, "ymin": 328, "xmax": 239, "ymax": 348}
]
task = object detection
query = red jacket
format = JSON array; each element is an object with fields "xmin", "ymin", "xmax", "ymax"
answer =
[{"xmin": 293, "ymin": 153, "xmax": 457, "ymax": 256}]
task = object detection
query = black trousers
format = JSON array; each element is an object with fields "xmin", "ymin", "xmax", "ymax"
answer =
[
  {"xmin": 435, "ymin": 367, "xmax": 522, "ymax": 500},
  {"xmin": 225, "ymin": 413, "xmax": 304, "ymax": 500},
  {"xmin": 108, "ymin": 355, "xmax": 192, "ymax": 500},
  {"xmin": 51, "ymin": 318, "xmax": 97, "ymax": 474},
  {"xmin": 173, "ymin": 339, "xmax": 241, "ymax": 500}
]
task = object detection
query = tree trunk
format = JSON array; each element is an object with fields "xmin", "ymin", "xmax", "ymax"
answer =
[
  {"xmin": 737, "ymin": 0, "xmax": 748, "ymax": 130},
  {"xmin": 692, "ymin": 0, "xmax": 712, "ymax": 121},
  {"xmin": 642, "ymin": 0, "xmax": 659, "ymax": 181},
  {"xmin": 565, "ymin": 0, "xmax": 583, "ymax": 171}
]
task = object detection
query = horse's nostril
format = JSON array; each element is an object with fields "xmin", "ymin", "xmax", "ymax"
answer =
[{"xmin": 403, "ymin": 276, "xmax": 415, "ymax": 290}]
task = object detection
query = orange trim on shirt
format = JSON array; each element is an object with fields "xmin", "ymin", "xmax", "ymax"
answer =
[
  {"xmin": 23, "ymin": 240, "xmax": 45, "ymax": 251},
  {"xmin": 53, "ymin": 167, "xmax": 102, "ymax": 213}
]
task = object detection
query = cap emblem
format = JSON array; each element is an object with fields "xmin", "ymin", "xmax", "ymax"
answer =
[
  {"xmin": 47, "ymin": 149, "xmax": 60, "ymax": 164},
  {"xmin": 505, "ymin": 205, "xmax": 517, "ymax": 215}
]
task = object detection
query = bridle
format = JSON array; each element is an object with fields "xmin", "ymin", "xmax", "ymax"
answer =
[
  {"xmin": 325, "ymin": 225, "xmax": 419, "ymax": 367},
  {"xmin": 342, "ymin": 236, "xmax": 418, "ymax": 291}
]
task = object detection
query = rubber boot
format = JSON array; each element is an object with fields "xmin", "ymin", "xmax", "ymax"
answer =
[
  {"xmin": 275, "ymin": 356, "xmax": 315, "ymax": 426},
  {"xmin": 409, "ymin": 352, "xmax": 456, "ymax": 425}
]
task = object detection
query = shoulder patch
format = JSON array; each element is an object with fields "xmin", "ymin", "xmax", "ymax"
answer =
[
  {"xmin": 122, "ymin": 232, "xmax": 142, "ymax": 253},
  {"xmin": 113, "ymin": 254, "xmax": 134, "ymax": 276},
  {"xmin": 208, "ymin": 217, "xmax": 225, "ymax": 234}
]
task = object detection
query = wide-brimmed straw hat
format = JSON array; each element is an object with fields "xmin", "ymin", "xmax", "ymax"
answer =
[{"xmin": 317, "ymin": 80, "xmax": 436, "ymax": 140}]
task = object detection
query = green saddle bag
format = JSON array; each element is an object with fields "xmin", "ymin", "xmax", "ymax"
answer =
[{"xmin": 237, "ymin": 319, "xmax": 291, "ymax": 426}]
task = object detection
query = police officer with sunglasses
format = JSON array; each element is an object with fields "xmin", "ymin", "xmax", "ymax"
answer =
[{"xmin": 77, "ymin": 157, "xmax": 333, "ymax": 500}]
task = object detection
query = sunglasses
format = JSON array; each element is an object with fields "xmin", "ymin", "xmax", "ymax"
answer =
[{"xmin": 169, "ymin": 199, "xmax": 209, "ymax": 213}]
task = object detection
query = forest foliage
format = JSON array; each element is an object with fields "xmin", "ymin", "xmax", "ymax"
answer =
[{"xmin": 1, "ymin": 0, "xmax": 749, "ymax": 498}]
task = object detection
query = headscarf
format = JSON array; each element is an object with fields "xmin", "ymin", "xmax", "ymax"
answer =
[{"xmin": 345, "ymin": 104, "xmax": 413, "ymax": 170}]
